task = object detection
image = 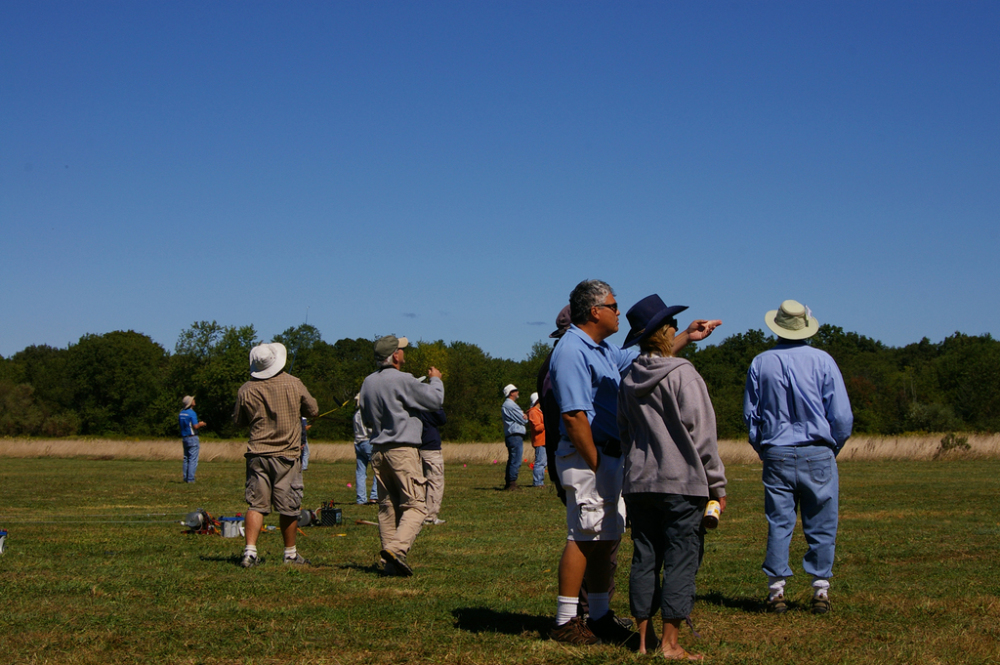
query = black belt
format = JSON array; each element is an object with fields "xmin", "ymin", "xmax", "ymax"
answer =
[{"xmin": 594, "ymin": 438, "xmax": 622, "ymax": 458}]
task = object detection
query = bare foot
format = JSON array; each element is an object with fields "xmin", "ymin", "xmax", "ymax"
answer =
[{"xmin": 661, "ymin": 647, "xmax": 704, "ymax": 661}]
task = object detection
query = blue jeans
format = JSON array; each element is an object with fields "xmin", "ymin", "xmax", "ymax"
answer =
[
  {"xmin": 354, "ymin": 440, "xmax": 379, "ymax": 504},
  {"xmin": 504, "ymin": 435, "xmax": 523, "ymax": 485},
  {"xmin": 182, "ymin": 436, "xmax": 199, "ymax": 483},
  {"xmin": 761, "ymin": 444, "xmax": 839, "ymax": 581},
  {"xmin": 300, "ymin": 441, "xmax": 310, "ymax": 471},
  {"xmin": 531, "ymin": 445, "xmax": 546, "ymax": 486}
]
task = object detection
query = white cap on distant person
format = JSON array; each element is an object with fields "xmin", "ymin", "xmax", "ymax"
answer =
[
  {"xmin": 503, "ymin": 384, "xmax": 518, "ymax": 398},
  {"xmin": 249, "ymin": 342, "xmax": 287, "ymax": 379},
  {"xmin": 181, "ymin": 395, "xmax": 195, "ymax": 409},
  {"xmin": 529, "ymin": 392, "xmax": 539, "ymax": 406}
]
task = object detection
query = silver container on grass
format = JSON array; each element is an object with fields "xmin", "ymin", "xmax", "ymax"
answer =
[{"xmin": 219, "ymin": 517, "xmax": 244, "ymax": 538}]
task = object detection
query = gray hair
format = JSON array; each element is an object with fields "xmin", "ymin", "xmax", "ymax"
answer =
[{"xmin": 569, "ymin": 279, "xmax": 614, "ymax": 325}]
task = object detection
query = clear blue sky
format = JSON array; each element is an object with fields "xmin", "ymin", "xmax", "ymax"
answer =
[{"xmin": 3, "ymin": 1, "xmax": 998, "ymax": 360}]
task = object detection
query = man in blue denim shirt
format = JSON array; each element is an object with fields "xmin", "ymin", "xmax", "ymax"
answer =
[
  {"xmin": 178, "ymin": 395, "xmax": 206, "ymax": 483},
  {"xmin": 501, "ymin": 384, "xmax": 527, "ymax": 490},
  {"xmin": 353, "ymin": 399, "xmax": 379, "ymax": 505},
  {"xmin": 744, "ymin": 300, "xmax": 853, "ymax": 615}
]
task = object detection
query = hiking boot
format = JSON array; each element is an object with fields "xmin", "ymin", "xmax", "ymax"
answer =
[
  {"xmin": 587, "ymin": 610, "xmax": 640, "ymax": 649},
  {"xmin": 551, "ymin": 617, "xmax": 601, "ymax": 645},
  {"xmin": 380, "ymin": 549, "xmax": 413, "ymax": 577},
  {"xmin": 503, "ymin": 483, "xmax": 520, "ymax": 491},
  {"xmin": 811, "ymin": 596, "xmax": 831, "ymax": 615},
  {"xmin": 283, "ymin": 553, "xmax": 310, "ymax": 566},
  {"xmin": 240, "ymin": 552, "xmax": 259, "ymax": 568},
  {"xmin": 767, "ymin": 594, "xmax": 788, "ymax": 614}
]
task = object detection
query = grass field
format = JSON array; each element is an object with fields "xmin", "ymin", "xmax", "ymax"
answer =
[{"xmin": 1, "ymin": 456, "xmax": 998, "ymax": 664}]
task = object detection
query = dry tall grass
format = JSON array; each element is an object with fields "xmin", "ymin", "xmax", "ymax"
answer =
[{"xmin": 2, "ymin": 433, "xmax": 999, "ymax": 463}]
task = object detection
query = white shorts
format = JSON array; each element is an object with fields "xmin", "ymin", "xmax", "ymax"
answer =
[{"xmin": 556, "ymin": 447, "xmax": 626, "ymax": 542}]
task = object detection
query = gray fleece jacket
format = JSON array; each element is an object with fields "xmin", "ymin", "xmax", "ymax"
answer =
[
  {"xmin": 359, "ymin": 367, "xmax": 445, "ymax": 447},
  {"xmin": 617, "ymin": 355, "xmax": 726, "ymax": 499}
]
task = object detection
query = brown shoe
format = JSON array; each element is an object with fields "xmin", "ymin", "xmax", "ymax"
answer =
[
  {"xmin": 551, "ymin": 617, "xmax": 602, "ymax": 645},
  {"xmin": 503, "ymin": 483, "xmax": 520, "ymax": 491},
  {"xmin": 767, "ymin": 594, "xmax": 788, "ymax": 614},
  {"xmin": 811, "ymin": 596, "xmax": 831, "ymax": 615}
]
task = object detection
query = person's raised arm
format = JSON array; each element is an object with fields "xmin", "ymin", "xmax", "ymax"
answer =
[{"xmin": 673, "ymin": 319, "xmax": 722, "ymax": 353}]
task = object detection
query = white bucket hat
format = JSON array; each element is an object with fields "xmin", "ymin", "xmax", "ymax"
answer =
[
  {"xmin": 529, "ymin": 392, "xmax": 539, "ymax": 406},
  {"xmin": 503, "ymin": 384, "xmax": 518, "ymax": 398},
  {"xmin": 765, "ymin": 300, "xmax": 819, "ymax": 340},
  {"xmin": 249, "ymin": 343, "xmax": 287, "ymax": 379}
]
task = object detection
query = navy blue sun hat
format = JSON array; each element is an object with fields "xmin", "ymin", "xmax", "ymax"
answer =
[{"xmin": 622, "ymin": 295, "xmax": 688, "ymax": 349}]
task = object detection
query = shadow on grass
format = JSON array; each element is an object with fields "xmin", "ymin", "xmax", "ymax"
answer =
[
  {"xmin": 336, "ymin": 562, "xmax": 386, "ymax": 576},
  {"xmin": 697, "ymin": 591, "xmax": 765, "ymax": 613},
  {"xmin": 198, "ymin": 553, "xmax": 347, "ymax": 570},
  {"xmin": 452, "ymin": 606, "xmax": 552, "ymax": 637}
]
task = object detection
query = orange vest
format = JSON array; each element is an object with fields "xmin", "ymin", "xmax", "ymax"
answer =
[{"xmin": 527, "ymin": 404, "xmax": 545, "ymax": 447}]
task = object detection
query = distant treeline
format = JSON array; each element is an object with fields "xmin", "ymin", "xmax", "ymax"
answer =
[{"xmin": 1, "ymin": 321, "xmax": 998, "ymax": 441}]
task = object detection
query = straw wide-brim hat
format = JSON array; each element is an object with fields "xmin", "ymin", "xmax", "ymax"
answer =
[
  {"xmin": 765, "ymin": 300, "xmax": 819, "ymax": 340},
  {"xmin": 249, "ymin": 342, "xmax": 287, "ymax": 379}
]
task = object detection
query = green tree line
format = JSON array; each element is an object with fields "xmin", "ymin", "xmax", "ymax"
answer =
[{"xmin": 1, "ymin": 322, "xmax": 997, "ymax": 441}]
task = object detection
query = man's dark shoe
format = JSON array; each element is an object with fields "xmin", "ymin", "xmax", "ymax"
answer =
[
  {"xmin": 612, "ymin": 613, "xmax": 634, "ymax": 630},
  {"xmin": 767, "ymin": 594, "xmax": 788, "ymax": 614},
  {"xmin": 587, "ymin": 610, "xmax": 640, "ymax": 649},
  {"xmin": 811, "ymin": 596, "xmax": 831, "ymax": 615},
  {"xmin": 550, "ymin": 617, "xmax": 601, "ymax": 645},
  {"xmin": 379, "ymin": 549, "xmax": 413, "ymax": 577},
  {"xmin": 503, "ymin": 483, "xmax": 520, "ymax": 491}
]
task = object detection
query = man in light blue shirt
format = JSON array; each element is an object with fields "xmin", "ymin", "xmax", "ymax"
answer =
[
  {"xmin": 548, "ymin": 279, "xmax": 637, "ymax": 645},
  {"xmin": 501, "ymin": 384, "xmax": 527, "ymax": 490},
  {"xmin": 178, "ymin": 395, "xmax": 206, "ymax": 483},
  {"xmin": 744, "ymin": 300, "xmax": 853, "ymax": 615}
]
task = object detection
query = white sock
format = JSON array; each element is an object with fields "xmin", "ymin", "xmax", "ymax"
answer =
[
  {"xmin": 556, "ymin": 596, "xmax": 579, "ymax": 626},
  {"xmin": 283, "ymin": 546, "xmax": 297, "ymax": 559},
  {"xmin": 243, "ymin": 545, "xmax": 258, "ymax": 557},
  {"xmin": 812, "ymin": 578, "xmax": 830, "ymax": 599},
  {"xmin": 768, "ymin": 576, "xmax": 786, "ymax": 600},
  {"xmin": 588, "ymin": 592, "xmax": 610, "ymax": 620}
]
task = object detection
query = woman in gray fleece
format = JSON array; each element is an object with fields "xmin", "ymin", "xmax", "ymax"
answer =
[{"xmin": 617, "ymin": 295, "xmax": 727, "ymax": 661}]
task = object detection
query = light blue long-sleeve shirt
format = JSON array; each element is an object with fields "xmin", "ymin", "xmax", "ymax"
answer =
[
  {"xmin": 502, "ymin": 398, "xmax": 527, "ymax": 437},
  {"xmin": 743, "ymin": 342, "xmax": 853, "ymax": 455}
]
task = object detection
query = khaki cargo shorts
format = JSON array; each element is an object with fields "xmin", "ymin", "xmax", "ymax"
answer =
[{"xmin": 245, "ymin": 455, "xmax": 303, "ymax": 517}]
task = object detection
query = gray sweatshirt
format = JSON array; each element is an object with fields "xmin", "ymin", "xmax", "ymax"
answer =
[
  {"xmin": 617, "ymin": 355, "xmax": 726, "ymax": 499},
  {"xmin": 358, "ymin": 367, "xmax": 445, "ymax": 447}
]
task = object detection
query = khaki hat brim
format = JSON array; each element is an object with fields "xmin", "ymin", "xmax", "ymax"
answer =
[{"xmin": 765, "ymin": 310, "xmax": 820, "ymax": 340}]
